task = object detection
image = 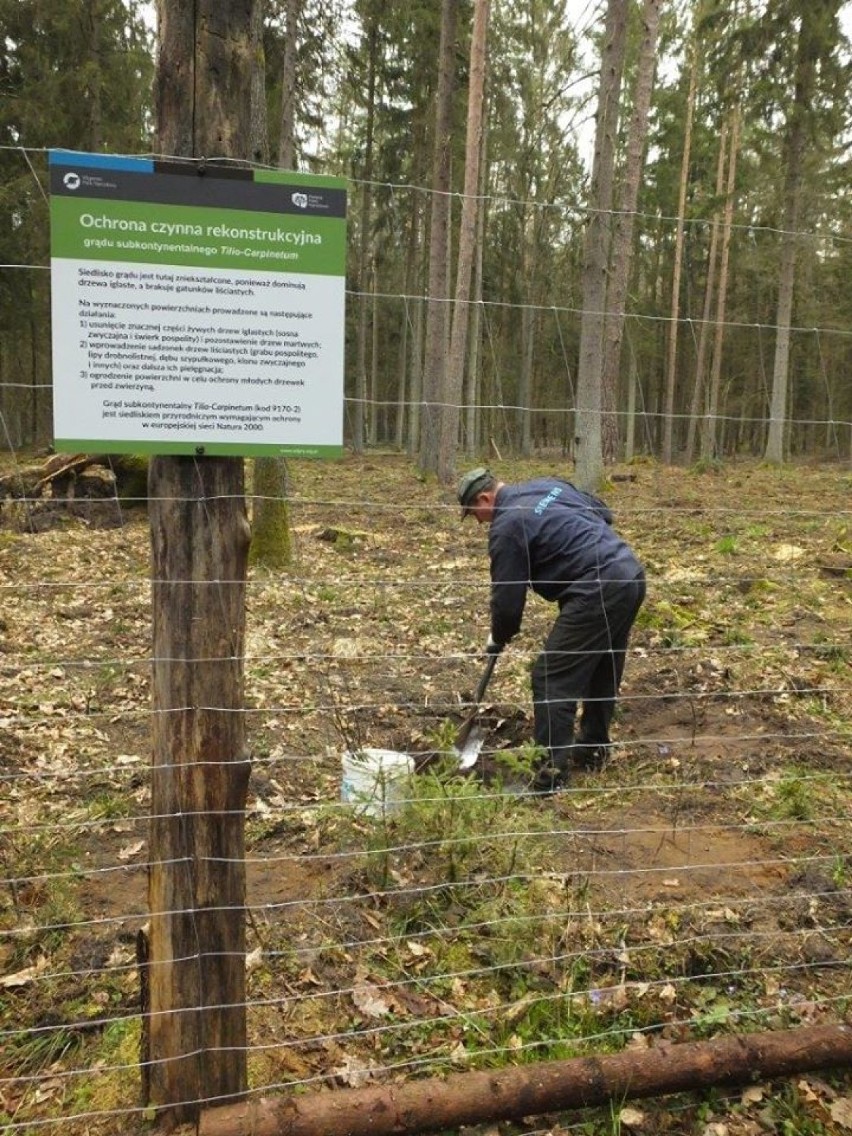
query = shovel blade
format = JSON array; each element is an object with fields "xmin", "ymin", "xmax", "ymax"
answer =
[{"xmin": 455, "ymin": 724, "xmax": 486, "ymax": 769}]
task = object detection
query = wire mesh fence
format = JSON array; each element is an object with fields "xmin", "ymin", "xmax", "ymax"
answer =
[
  {"xmin": 1, "ymin": 451, "xmax": 850, "ymax": 1133},
  {"xmin": 1, "ymin": 128, "xmax": 851, "ymax": 1132}
]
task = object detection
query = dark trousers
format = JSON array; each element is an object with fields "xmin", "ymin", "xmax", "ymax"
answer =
[{"xmin": 531, "ymin": 571, "xmax": 646, "ymax": 769}]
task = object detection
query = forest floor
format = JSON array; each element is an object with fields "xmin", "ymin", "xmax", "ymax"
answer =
[{"xmin": 1, "ymin": 453, "xmax": 851, "ymax": 1135}]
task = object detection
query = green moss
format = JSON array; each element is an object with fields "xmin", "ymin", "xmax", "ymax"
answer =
[{"xmin": 250, "ymin": 457, "xmax": 293, "ymax": 568}]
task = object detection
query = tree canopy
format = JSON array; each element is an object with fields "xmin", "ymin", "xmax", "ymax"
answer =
[{"xmin": 1, "ymin": 0, "xmax": 850, "ymax": 467}]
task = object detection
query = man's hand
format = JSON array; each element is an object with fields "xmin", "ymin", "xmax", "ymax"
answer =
[{"xmin": 485, "ymin": 635, "xmax": 504, "ymax": 656}]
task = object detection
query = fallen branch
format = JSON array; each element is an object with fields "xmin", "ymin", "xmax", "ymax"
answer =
[{"xmin": 194, "ymin": 1023, "xmax": 852, "ymax": 1136}]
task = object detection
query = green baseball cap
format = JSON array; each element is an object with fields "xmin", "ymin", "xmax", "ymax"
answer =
[{"xmin": 457, "ymin": 467, "xmax": 492, "ymax": 518}]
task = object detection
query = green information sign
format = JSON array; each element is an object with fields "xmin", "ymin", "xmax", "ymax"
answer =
[{"xmin": 50, "ymin": 152, "xmax": 347, "ymax": 457}]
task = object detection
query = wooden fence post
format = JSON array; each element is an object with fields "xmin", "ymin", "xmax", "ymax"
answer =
[{"xmin": 145, "ymin": 0, "xmax": 254, "ymax": 1125}]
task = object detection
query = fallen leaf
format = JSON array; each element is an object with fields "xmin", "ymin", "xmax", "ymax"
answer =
[
  {"xmin": 1, "ymin": 956, "xmax": 49, "ymax": 988},
  {"xmin": 117, "ymin": 840, "xmax": 144, "ymax": 861},
  {"xmin": 330, "ymin": 1055, "xmax": 375, "ymax": 1088},
  {"xmin": 774, "ymin": 543, "xmax": 805, "ymax": 561},
  {"xmin": 589, "ymin": 984, "xmax": 628, "ymax": 1010},
  {"xmin": 449, "ymin": 1041, "xmax": 469, "ymax": 1064},
  {"xmin": 505, "ymin": 993, "xmax": 539, "ymax": 1024},
  {"xmin": 106, "ymin": 944, "xmax": 134, "ymax": 968},
  {"xmin": 741, "ymin": 1085, "xmax": 764, "ymax": 1104},
  {"xmin": 619, "ymin": 1106, "xmax": 645, "ymax": 1127},
  {"xmin": 830, "ymin": 1098, "xmax": 852, "ymax": 1129},
  {"xmin": 352, "ymin": 981, "xmax": 394, "ymax": 1019},
  {"xmin": 803, "ymin": 1076, "xmax": 837, "ymax": 1101}
]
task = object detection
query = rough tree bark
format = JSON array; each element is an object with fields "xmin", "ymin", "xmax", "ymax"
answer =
[
  {"xmin": 249, "ymin": 0, "xmax": 268, "ymax": 167},
  {"xmin": 146, "ymin": 0, "xmax": 253, "ymax": 1125},
  {"xmin": 439, "ymin": 0, "xmax": 490, "ymax": 482},
  {"xmin": 573, "ymin": 0, "xmax": 628, "ymax": 491},
  {"xmin": 418, "ymin": 0, "xmax": 459, "ymax": 476},
  {"xmin": 353, "ymin": 12, "xmax": 379, "ymax": 453},
  {"xmin": 600, "ymin": 0, "xmax": 661, "ymax": 464},
  {"xmin": 464, "ymin": 121, "xmax": 488, "ymax": 458},
  {"xmin": 249, "ymin": 0, "xmax": 293, "ymax": 570},
  {"xmin": 764, "ymin": 5, "xmax": 818, "ymax": 464},
  {"xmin": 662, "ymin": 30, "xmax": 698, "ymax": 464},
  {"xmin": 700, "ymin": 101, "xmax": 740, "ymax": 462},
  {"xmin": 193, "ymin": 1024, "xmax": 852, "ymax": 1136},
  {"xmin": 685, "ymin": 119, "xmax": 727, "ymax": 465},
  {"xmin": 278, "ymin": 0, "xmax": 300, "ymax": 169}
]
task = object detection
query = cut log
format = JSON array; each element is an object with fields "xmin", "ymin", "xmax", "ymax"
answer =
[
  {"xmin": 39, "ymin": 452, "xmax": 91, "ymax": 482},
  {"xmin": 194, "ymin": 1023, "xmax": 852, "ymax": 1136},
  {"xmin": 0, "ymin": 452, "xmax": 148, "ymax": 500}
]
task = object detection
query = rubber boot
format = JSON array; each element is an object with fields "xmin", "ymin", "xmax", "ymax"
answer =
[
  {"xmin": 531, "ymin": 750, "xmax": 572, "ymax": 794},
  {"xmin": 572, "ymin": 740, "xmax": 610, "ymax": 772}
]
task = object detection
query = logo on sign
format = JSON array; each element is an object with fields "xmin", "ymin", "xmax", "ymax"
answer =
[
  {"xmin": 63, "ymin": 172, "xmax": 81, "ymax": 191},
  {"xmin": 291, "ymin": 192, "xmax": 308, "ymax": 209}
]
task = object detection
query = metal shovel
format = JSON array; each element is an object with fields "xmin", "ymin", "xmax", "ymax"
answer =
[{"xmin": 454, "ymin": 652, "xmax": 498, "ymax": 769}]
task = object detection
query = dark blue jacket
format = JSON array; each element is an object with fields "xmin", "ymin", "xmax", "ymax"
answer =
[{"xmin": 488, "ymin": 478, "xmax": 642, "ymax": 645}]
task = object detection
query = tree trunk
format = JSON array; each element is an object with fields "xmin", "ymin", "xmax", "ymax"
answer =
[
  {"xmin": 249, "ymin": 0, "xmax": 268, "ymax": 167},
  {"xmin": 439, "ymin": 0, "xmax": 490, "ymax": 482},
  {"xmin": 405, "ymin": 114, "xmax": 430, "ymax": 456},
  {"xmin": 662, "ymin": 30, "xmax": 698, "ymax": 463},
  {"xmin": 573, "ymin": 0, "xmax": 628, "ymax": 491},
  {"xmin": 764, "ymin": 122, "xmax": 807, "ymax": 453},
  {"xmin": 685, "ymin": 120, "xmax": 727, "ymax": 465},
  {"xmin": 408, "ymin": 294, "xmax": 425, "ymax": 456},
  {"xmin": 250, "ymin": 456, "xmax": 292, "ymax": 567},
  {"xmin": 600, "ymin": 0, "xmax": 661, "ymax": 465},
  {"xmin": 518, "ymin": 300, "xmax": 535, "ymax": 455},
  {"xmin": 396, "ymin": 188, "xmax": 422, "ymax": 451},
  {"xmin": 765, "ymin": 3, "xmax": 824, "ymax": 464},
  {"xmin": 624, "ymin": 342, "xmax": 637, "ymax": 460},
  {"xmin": 369, "ymin": 267, "xmax": 379, "ymax": 444},
  {"xmin": 29, "ymin": 296, "xmax": 39, "ymax": 445},
  {"xmin": 249, "ymin": 0, "xmax": 293, "ymax": 569},
  {"xmin": 196, "ymin": 1024, "xmax": 852, "ymax": 1136},
  {"xmin": 700, "ymin": 102, "xmax": 740, "ymax": 462},
  {"xmin": 84, "ymin": 0, "xmax": 103, "ymax": 152},
  {"xmin": 419, "ymin": 0, "xmax": 459, "ymax": 475},
  {"xmin": 148, "ymin": 0, "xmax": 253, "ymax": 1124},
  {"xmin": 353, "ymin": 16, "xmax": 379, "ymax": 454},
  {"xmin": 277, "ymin": 0, "xmax": 299, "ymax": 168},
  {"xmin": 464, "ymin": 115, "xmax": 489, "ymax": 458}
]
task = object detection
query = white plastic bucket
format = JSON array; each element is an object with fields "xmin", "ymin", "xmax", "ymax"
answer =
[{"xmin": 341, "ymin": 748, "xmax": 414, "ymax": 817}]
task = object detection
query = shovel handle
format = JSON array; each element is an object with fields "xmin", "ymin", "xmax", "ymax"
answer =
[
  {"xmin": 474, "ymin": 651, "xmax": 498, "ymax": 704},
  {"xmin": 456, "ymin": 653, "xmax": 498, "ymax": 750}
]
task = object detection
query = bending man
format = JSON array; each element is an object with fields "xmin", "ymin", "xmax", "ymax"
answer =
[{"xmin": 458, "ymin": 467, "xmax": 646, "ymax": 792}]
